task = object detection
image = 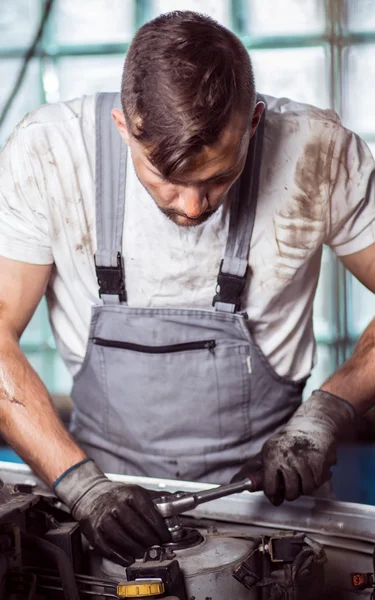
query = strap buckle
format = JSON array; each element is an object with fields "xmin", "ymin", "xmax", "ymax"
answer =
[
  {"xmin": 212, "ymin": 259, "xmax": 247, "ymax": 312},
  {"xmin": 95, "ymin": 252, "xmax": 126, "ymax": 302}
]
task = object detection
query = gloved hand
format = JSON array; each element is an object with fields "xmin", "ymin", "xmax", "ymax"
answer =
[
  {"xmin": 54, "ymin": 458, "xmax": 171, "ymax": 566},
  {"xmin": 232, "ymin": 390, "xmax": 356, "ymax": 506},
  {"xmin": 231, "ymin": 452, "xmax": 264, "ymax": 485}
]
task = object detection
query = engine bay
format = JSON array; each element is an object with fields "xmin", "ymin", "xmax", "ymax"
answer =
[{"xmin": 0, "ymin": 462, "xmax": 374, "ymax": 600}]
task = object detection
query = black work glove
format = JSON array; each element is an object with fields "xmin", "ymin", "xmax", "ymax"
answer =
[
  {"xmin": 260, "ymin": 390, "xmax": 356, "ymax": 506},
  {"xmin": 231, "ymin": 452, "xmax": 264, "ymax": 486},
  {"xmin": 54, "ymin": 459, "xmax": 171, "ymax": 566},
  {"xmin": 232, "ymin": 390, "xmax": 355, "ymax": 506}
]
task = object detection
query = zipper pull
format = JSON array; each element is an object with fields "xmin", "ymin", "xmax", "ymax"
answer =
[{"xmin": 206, "ymin": 340, "xmax": 216, "ymax": 353}]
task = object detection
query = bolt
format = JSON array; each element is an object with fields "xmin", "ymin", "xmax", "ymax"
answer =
[{"xmin": 207, "ymin": 526, "xmax": 218, "ymax": 535}]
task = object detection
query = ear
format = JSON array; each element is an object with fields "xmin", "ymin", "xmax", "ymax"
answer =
[
  {"xmin": 111, "ymin": 108, "xmax": 130, "ymax": 144},
  {"xmin": 250, "ymin": 101, "xmax": 265, "ymax": 137}
]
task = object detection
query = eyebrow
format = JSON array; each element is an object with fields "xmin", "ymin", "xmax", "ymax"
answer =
[{"xmin": 147, "ymin": 158, "xmax": 243, "ymax": 186}]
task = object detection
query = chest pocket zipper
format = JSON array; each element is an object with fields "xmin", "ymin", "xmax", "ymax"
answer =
[{"xmin": 91, "ymin": 337, "xmax": 216, "ymax": 354}]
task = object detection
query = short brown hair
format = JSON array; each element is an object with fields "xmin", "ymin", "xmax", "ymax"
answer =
[{"xmin": 121, "ymin": 11, "xmax": 256, "ymax": 178}]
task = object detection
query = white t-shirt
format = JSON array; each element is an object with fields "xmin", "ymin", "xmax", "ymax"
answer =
[{"xmin": 0, "ymin": 94, "xmax": 374, "ymax": 381}]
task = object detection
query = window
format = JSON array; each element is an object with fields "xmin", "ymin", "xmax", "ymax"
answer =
[{"xmin": 0, "ymin": 0, "xmax": 374, "ymax": 396}]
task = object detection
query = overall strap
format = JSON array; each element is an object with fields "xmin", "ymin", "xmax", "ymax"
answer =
[
  {"xmin": 213, "ymin": 98, "xmax": 266, "ymax": 313},
  {"xmin": 94, "ymin": 92, "xmax": 127, "ymax": 304}
]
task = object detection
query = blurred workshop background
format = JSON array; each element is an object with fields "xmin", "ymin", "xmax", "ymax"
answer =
[{"xmin": 0, "ymin": 0, "xmax": 374, "ymax": 501}]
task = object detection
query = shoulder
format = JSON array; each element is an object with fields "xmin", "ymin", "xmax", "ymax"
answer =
[
  {"xmin": 13, "ymin": 95, "xmax": 96, "ymax": 150},
  {"xmin": 2, "ymin": 95, "xmax": 98, "ymax": 185},
  {"xmin": 17, "ymin": 94, "xmax": 96, "ymax": 129},
  {"xmin": 260, "ymin": 95, "xmax": 366, "ymax": 193},
  {"xmin": 261, "ymin": 94, "xmax": 345, "ymax": 167},
  {"xmin": 263, "ymin": 96, "xmax": 374, "ymax": 183},
  {"xmin": 263, "ymin": 94, "xmax": 341, "ymax": 133}
]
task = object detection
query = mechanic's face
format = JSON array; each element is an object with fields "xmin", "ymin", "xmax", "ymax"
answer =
[{"xmin": 112, "ymin": 103, "xmax": 264, "ymax": 227}]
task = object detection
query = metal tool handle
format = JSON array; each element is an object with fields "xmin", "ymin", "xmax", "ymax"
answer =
[{"xmin": 154, "ymin": 470, "xmax": 263, "ymax": 518}]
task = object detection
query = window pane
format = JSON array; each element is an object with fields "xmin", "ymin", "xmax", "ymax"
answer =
[
  {"xmin": 243, "ymin": 0, "xmax": 325, "ymax": 36},
  {"xmin": 49, "ymin": 353, "xmax": 73, "ymax": 395},
  {"xmin": 149, "ymin": 1, "xmax": 231, "ymax": 26},
  {"xmin": 21, "ymin": 300, "xmax": 50, "ymax": 347},
  {"xmin": 344, "ymin": 45, "xmax": 375, "ymax": 134},
  {"xmin": 52, "ymin": 0, "xmax": 134, "ymax": 45},
  {"xmin": 20, "ymin": 299, "xmax": 73, "ymax": 395},
  {"xmin": 346, "ymin": 0, "xmax": 375, "ymax": 32},
  {"xmin": 303, "ymin": 343, "xmax": 335, "ymax": 400},
  {"xmin": 27, "ymin": 351, "xmax": 73, "ymax": 395},
  {"xmin": 349, "ymin": 276, "xmax": 375, "ymax": 338},
  {"xmin": 0, "ymin": 0, "xmax": 40, "ymax": 49},
  {"xmin": 251, "ymin": 47, "xmax": 329, "ymax": 109},
  {"xmin": 0, "ymin": 58, "xmax": 42, "ymax": 145},
  {"xmin": 57, "ymin": 55, "xmax": 124, "ymax": 101}
]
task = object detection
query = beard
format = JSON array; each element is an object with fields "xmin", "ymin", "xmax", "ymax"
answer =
[
  {"xmin": 159, "ymin": 206, "xmax": 218, "ymax": 227},
  {"xmin": 133, "ymin": 168, "xmax": 221, "ymax": 228}
]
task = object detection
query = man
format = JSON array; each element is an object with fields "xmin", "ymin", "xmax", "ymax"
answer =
[{"xmin": 0, "ymin": 10, "xmax": 374, "ymax": 567}]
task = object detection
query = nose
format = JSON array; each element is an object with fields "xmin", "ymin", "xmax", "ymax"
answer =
[{"xmin": 178, "ymin": 186, "xmax": 208, "ymax": 218}]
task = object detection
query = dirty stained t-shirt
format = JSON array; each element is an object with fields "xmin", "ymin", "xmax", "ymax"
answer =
[{"xmin": 0, "ymin": 93, "xmax": 374, "ymax": 381}]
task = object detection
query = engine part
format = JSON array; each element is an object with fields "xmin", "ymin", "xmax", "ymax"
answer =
[
  {"xmin": 116, "ymin": 579, "xmax": 165, "ymax": 598},
  {"xmin": 102, "ymin": 532, "xmax": 256, "ymax": 600},
  {"xmin": 127, "ymin": 558, "xmax": 186, "ymax": 600},
  {"xmin": 351, "ymin": 545, "xmax": 375, "ymax": 595},
  {"xmin": 351, "ymin": 572, "xmax": 374, "ymax": 591},
  {"xmin": 233, "ymin": 533, "xmax": 327, "ymax": 599},
  {"xmin": 101, "ymin": 471, "xmax": 330, "ymax": 600},
  {"xmin": 0, "ymin": 464, "xmax": 375, "ymax": 599}
]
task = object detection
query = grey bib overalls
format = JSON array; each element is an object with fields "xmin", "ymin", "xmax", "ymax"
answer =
[{"xmin": 70, "ymin": 93, "xmax": 306, "ymax": 484}]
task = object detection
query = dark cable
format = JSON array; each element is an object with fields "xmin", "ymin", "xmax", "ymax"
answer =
[
  {"xmin": 38, "ymin": 585, "xmax": 118, "ymax": 598},
  {"xmin": 21, "ymin": 566, "xmax": 119, "ymax": 587},
  {"xmin": 21, "ymin": 532, "xmax": 80, "ymax": 600},
  {"xmin": 0, "ymin": 555, "xmax": 8, "ymax": 599},
  {"xmin": 26, "ymin": 574, "xmax": 37, "ymax": 600},
  {"xmin": 10, "ymin": 569, "xmax": 119, "ymax": 597},
  {"xmin": 0, "ymin": 0, "xmax": 55, "ymax": 130},
  {"xmin": 11, "ymin": 574, "xmax": 118, "ymax": 599}
]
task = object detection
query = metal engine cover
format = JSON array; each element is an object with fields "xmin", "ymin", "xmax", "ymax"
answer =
[{"xmin": 101, "ymin": 532, "xmax": 255, "ymax": 600}]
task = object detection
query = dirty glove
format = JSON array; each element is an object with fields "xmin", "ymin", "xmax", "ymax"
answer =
[
  {"xmin": 261, "ymin": 390, "xmax": 356, "ymax": 505},
  {"xmin": 54, "ymin": 458, "xmax": 171, "ymax": 566},
  {"xmin": 231, "ymin": 452, "xmax": 264, "ymax": 486},
  {"xmin": 231, "ymin": 390, "xmax": 355, "ymax": 504}
]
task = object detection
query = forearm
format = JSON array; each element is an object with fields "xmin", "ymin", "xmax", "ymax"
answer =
[
  {"xmin": 321, "ymin": 317, "xmax": 375, "ymax": 414},
  {"xmin": 0, "ymin": 326, "xmax": 86, "ymax": 486}
]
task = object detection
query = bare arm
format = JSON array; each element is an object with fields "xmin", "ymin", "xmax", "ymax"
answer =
[
  {"xmin": 321, "ymin": 243, "xmax": 375, "ymax": 413},
  {"xmin": 0, "ymin": 256, "xmax": 86, "ymax": 485}
]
